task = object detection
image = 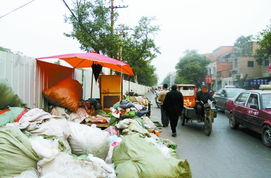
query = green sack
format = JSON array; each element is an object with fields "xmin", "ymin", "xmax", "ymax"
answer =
[
  {"xmin": 112, "ymin": 134, "xmax": 192, "ymax": 178},
  {"xmin": 0, "ymin": 107, "xmax": 25, "ymax": 126},
  {"xmin": 0, "ymin": 82, "xmax": 26, "ymax": 109},
  {"xmin": 0, "ymin": 126, "xmax": 41, "ymax": 177}
]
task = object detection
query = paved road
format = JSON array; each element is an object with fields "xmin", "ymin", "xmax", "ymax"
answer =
[{"xmin": 147, "ymin": 92, "xmax": 271, "ymax": 178}]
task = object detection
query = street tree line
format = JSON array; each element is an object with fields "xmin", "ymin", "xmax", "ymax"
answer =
[
  {"xmin": 162, "ymin": 22, "xmax": 271, "ymax": 87},
  {"xmin": 65, "ymin": 0, "xmax": 159, "ymax": 86}
]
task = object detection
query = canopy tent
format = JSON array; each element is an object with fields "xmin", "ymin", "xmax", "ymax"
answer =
[
  {"xmin": 36, "ymin": 52, "xmax": 134, "ymax": 76},
  {"xmin": 36, "ymin": 52, "xmax": 134, "ymax": 98}
]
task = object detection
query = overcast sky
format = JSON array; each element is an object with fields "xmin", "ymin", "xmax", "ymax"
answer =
[{"xmin": 0, "ymin": 0, "xmax": 271, "ymax": 83}]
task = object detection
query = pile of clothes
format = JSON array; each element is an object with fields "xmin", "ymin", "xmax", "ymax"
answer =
[{"xmin": 0, "ymin": 101, "xmax": 192, "ymax": 177}]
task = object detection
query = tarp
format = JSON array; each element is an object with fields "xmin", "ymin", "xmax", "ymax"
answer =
[
  {"xmin": 36, "ymin": 52, "xmax": 134, "ymax": 76},
  {"xmin": 112, "ymin": 134, "xmax": 192, "ymax": 178},
  {"xmin": 0, "ymin": 126, "xmax": 40, "ymax": 177}
]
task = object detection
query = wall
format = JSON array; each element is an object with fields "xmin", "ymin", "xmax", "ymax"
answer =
[
  {"xmin": 0, "ymin": 51, "xmax": 38, "ymax": 108},
  {"xmin": 239, "ymin": 56, "xmax": 262, "ymax": 79},
  {"xmin": 0, "ymin": 51, "xmax": 150, "ymax": 109},
  {"xmin": 0, "ymin": 52, "xmax": 75, "ymax": 109},
  {"xmin": 123, "ymin": 80, "xmax": 150, "ymax": 96},
  {"xmin": 216, "ymin": 62, "xmax": 232, "ymax": 78}
]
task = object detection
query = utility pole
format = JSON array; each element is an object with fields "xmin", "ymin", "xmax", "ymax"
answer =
[
  {"xmin": 109, "ymin": 0, "xmax": 128, "ymax": 74},
  {"xmin": 110, "ymin": 0, "xmax": 128, "ymax": 35},
  {"xmin": 110, "ymin": 0, "xmax": 115, "ymax": 35}
]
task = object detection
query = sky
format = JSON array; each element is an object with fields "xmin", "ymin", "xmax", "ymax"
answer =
[{"xmin": 0, "ymin": 0, "xmax": 271, "ymax": 83}]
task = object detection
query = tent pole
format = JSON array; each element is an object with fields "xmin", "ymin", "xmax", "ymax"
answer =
[{"xmin": 91, "ymin": 71, "xmax": 94, "ymax": 98}]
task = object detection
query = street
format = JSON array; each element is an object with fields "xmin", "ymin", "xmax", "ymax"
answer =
[{"xmin": 147, "ymin": 92, "xmax": 271, "ymax": 178}]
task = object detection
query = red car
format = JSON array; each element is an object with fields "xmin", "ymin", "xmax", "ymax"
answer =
[{"xmin": 228, "ymin": 89, "xmax": 271, "ymax": 147}]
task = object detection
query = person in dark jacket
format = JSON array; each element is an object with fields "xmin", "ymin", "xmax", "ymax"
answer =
[
  {"xmin": 196, "ymin": 85, "xmax": 215, "ymax": 119},
  {"xmin": 163, "ymin": 85, "xmax": 184, "ymax": 137}
]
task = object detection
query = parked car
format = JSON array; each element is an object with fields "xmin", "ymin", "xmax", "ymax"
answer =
[
  {"xmin": 213, "ymin": 88, "xmax": 245, "ymax": 112},
  {"xmin": 228, "ymin": 89, "xmax": 271, "ymax": 147}
]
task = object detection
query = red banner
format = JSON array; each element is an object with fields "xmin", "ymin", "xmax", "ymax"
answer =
[
  {"xmin": 205, "ymin": 75, "xmax": 212, "ymax": 84},
  {"xmin": 269, "ymin": 63, "xmax": 271, "ymax": 73}
]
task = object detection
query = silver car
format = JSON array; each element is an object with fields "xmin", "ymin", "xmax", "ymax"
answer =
[{"xmin": 214, "ymin": 88, "xmax": 245, "ymax": 112}]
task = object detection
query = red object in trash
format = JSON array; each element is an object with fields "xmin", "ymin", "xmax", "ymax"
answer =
[
  {"xmin": 14, "ymin": 109, "xmax": 29, "ymax": 122},
  {"xmin": 43, "ymin": 78, "xmax": 83, "ymax": 112},
  {"xmin": 0, "ymin": 109, "xmax": 10, "ymax": 115}
]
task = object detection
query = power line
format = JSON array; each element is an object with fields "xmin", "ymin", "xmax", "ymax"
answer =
[{"xmin": 0, "ymin": 0, "xmax": 37, "ymax": 20}]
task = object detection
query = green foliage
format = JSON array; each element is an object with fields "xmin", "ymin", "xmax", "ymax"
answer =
[
  {"xmin": 65, "ymin": 0, "xmax": 120, "ymax": 57},
  {"xmin": 0, "ymin": 83, "xmax": 26, "ymax": 109},
  {"xmin": 255, "ymin": 24, "xmax": 271, "ymax": 65},
  {"xmin": 65, "ymin": 1, "xmax": 159, "ymax": 86},
  {"xmin": 175, "ymin": 50, "xmax": 210, "ymax": 86},
  {"xmin": 121, "ymin": 17, "xmax": 160, "ymax": 86},
  {"xmin": 233, "ymin": 35, "xmax": 253, "ymax": 57}
]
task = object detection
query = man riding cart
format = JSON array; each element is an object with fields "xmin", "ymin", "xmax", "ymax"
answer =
[{"xmin": 178, "ymin": 84, "xmax": 217, "ymax": 136}]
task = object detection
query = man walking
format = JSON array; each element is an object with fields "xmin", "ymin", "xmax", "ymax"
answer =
[
  {"xmin": 163, "ymin": 85, "xmax": 184, "ymax": 137},
  {"xmin": 157, "ymin": 84, "xmax": 169, "ymax": 127}
]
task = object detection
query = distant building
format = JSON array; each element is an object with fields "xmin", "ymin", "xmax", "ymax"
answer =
[
  {"xmin": 205, "ymin": 46, "xmax": 234, "ymax": 90},
  {"xmin": 206, "ymin": 42, "xmax": 271, "ymax": 90}
]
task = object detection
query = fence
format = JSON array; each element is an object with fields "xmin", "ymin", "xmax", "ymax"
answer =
[{"xmin": 0, "ymin": 51, "xmax": 150, "ymax": 109}]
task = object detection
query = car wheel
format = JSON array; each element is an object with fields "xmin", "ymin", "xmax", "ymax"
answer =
[
  {"xmin": 229, "ymin": 114, "xmax": 239, "ymax": 129},
  {"xmin": 262, "ymin": 125, "xmax": 271, "ymax": 147}
]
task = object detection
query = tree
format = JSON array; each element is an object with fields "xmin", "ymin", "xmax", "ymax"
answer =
[
  {"xmin": 120, "ymin": 17, "xmax": 160, "ymax": 86},
  {"xmin": 233, "ymin": 35, "xmax": 253, "ymax": 57},
  {"xmin": 175, "ymin": 50, "xmax": 210, "ymax": 86},
  {"xmin": 65, "ymin": 0, "xmax": 120, "ymax": 58},
  {"xmin": 65, "ymin": 0, "xmax": 159, "ymax": 86},
  {"xmin": 255, "ymin": 24, "xmax": 271, "ymax": 65}
]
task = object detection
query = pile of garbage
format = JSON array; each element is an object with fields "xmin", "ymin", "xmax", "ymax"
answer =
[{"xmin": 0, "ymin": 79, "xmax": 191, "ymax": 178}]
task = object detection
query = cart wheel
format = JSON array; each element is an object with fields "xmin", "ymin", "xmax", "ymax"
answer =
[
  {"xmin": 204, "ymin": 117, "xmax": 212, "ymax": 136},
  {"xmin": 181, "ymin": 116, "xmax": 186, "ymax": 126}
]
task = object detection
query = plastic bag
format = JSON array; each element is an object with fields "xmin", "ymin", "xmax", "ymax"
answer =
[
  {"xmin": 68, "ymin": 122, "xmax": 110, "ymax": 159},
  {"xmin": 43, "ymin": 78, "xmax": 82, "ymax": 112},
  {"xmin": 38, "ymin": 153, "xmax": 116, "ymax": 178}
]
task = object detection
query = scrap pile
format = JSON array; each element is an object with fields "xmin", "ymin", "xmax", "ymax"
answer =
[{"xmin": 0, "ymin": 79, "xmax": 191, "ymax": 178}]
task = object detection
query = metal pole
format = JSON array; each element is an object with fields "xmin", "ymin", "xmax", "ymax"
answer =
[{"xmin": 91, "ymin": 71, "xmax": 94, "ymax": 98}]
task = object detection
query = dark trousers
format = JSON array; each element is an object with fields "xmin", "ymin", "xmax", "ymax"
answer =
[
  {"xmin": 168, "ymin": 114, "xmax": 179, "ymax": 133},
  {"xmin": 196, "ymin": 103, "xmax": 204, "ymax": 119},
  {"xmin": 160, "ymin": 106, "xmax": 169, "ymax": 127}
]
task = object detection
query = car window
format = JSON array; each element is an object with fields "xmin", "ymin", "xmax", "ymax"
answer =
[
  {"xmin": 235, "ymin": 93, "xmax": 249, "ymax": 106},
  {"xmin": 215, "ymin": 89, "xmax": 222, "ymax": 95},
  {"xmin": 226, "ymin": 89, "xmax": 244, "ymax": 98},
  {"xmin": 247, "ymin": 94, "xmax": 259, "ymax": 109},
  {"xmin": 261, "ymin": 93, "xmax": 271, "ymax": 109}
]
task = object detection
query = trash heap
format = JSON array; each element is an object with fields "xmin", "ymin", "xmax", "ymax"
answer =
[{"xmin": 0, "ymin": 79, "xmax": 192, "ymax": 178}]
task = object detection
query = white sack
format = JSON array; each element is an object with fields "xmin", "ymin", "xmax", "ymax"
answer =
[
  {"xmin": 31, "ymin": 119, "xmax": 71, "ymax": 139},
  {"xmin": 142, "ymin": 116, "xmax": 156, "ymax": 129},
  {"xmin": 68, "ymin": 122, "xmax": 110, "ymax": 159},
  {"xmin": 14, "ymin": 169, "xmax": 39, "ymax": 178},
  {"xmin": 39, "ymin": 153, "xmax": 116, "ymax": 178}
]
